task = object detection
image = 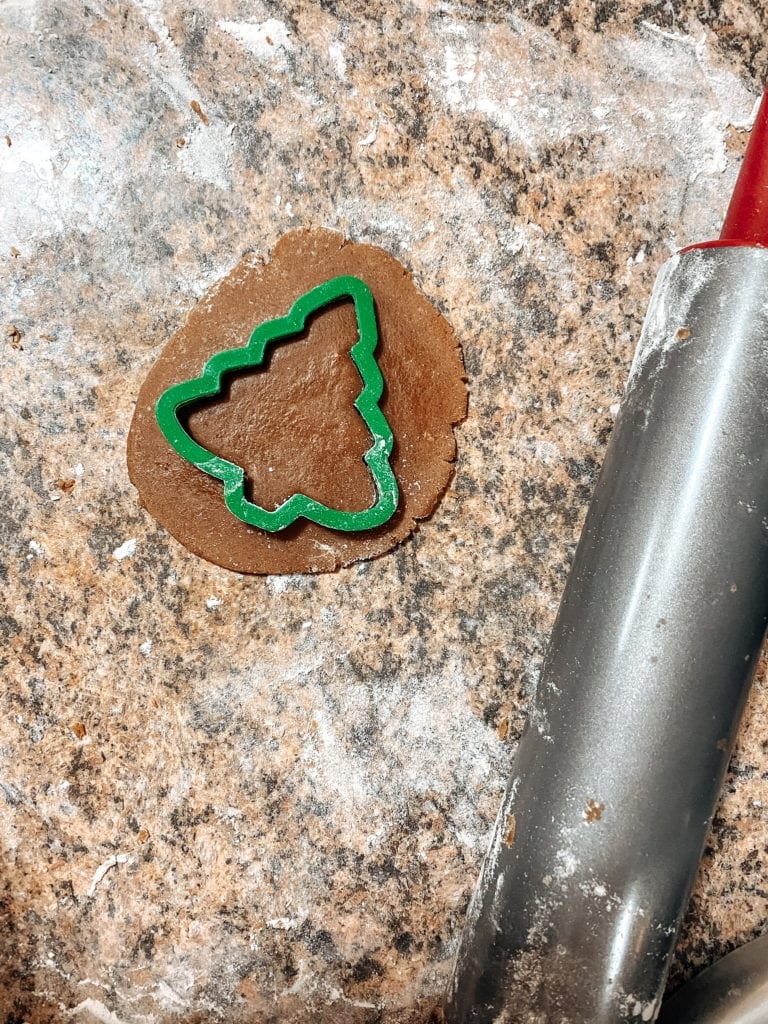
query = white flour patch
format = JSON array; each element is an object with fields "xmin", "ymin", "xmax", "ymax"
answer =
[
  {"xmin": 301, "ymin": 704, "xmax": 372, "ymax": 811},
  {"xmin": 444, "ymin": 41, "xmax": 478, "ymax": 89},
  {"xmin": 131, "ymin": 0, "xmax": 194, "ymax": 107},
  {"xmin": 1, "ymin": 7, "xmax": 188, "ymax": 253},
  {"xmin": 622, "ymin": 994, "xmax": 662, "ymax": 1021},
  {"xmin": 112, "ymin": 538, "xmax": 137, "ymax": 561},
  {"xmin": 358, "ymin": 121, "xmax": 379, "ymax": 147},
  {"xmin": 266, "ymin": 574, "xmax": 306, "ymax": 594},
  {"xmin": 292, "ymin": 657, "xmax": 504, "ymax": 850},
  {"xmin": 427, "ymin": 17, "xmax": 578, "ymax": 149},
  {"xmin": 382, "ymin": 674, "xmax": 496, "ymax": 795},
  {"xmin": 335, "ymin": 182, "xmax": 547, "ymax": 318},
  {"xmin": 328, "ymin": 39, "xmax": 346, "ymax": 79},
  {"xmin": 177, "ymin": 122, "xmax": 234, "ymax": 189},
  {"xmin": 0, "ymin": 111, "xmax": 121, "ymax": 249},
  {"xmin": 218, "ymin": 18, "xmax": 293, "ymax": 63},
  {"xmin": 613, "ymin": 25, "xmax": 756, "ymax": 180},
  {"xmin": 1, "ymin": 130, "xmax": 56, "ymax": 181},
  {"xmin": 0, "ymin": 1, "xmax": 41, "ymax": 32}
]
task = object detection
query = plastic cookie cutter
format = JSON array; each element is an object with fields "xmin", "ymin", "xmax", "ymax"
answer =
[{"xmin": 155, "ymin": 275, "xmax": 400, "ymax": 533}]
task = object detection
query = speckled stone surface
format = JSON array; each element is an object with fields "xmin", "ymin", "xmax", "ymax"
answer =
[{"xmin": 2, "ymin": 2, "xmax": 767, "ymax": 1022}]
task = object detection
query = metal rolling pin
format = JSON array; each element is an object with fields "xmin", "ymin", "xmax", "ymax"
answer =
[
  {"xmin": 446, "ymin": 88, "xmax": 768, "ymax": 1024},
  {"xmin": 658, "ymin": 933, "xmax": 768, "ymax": 1023}
]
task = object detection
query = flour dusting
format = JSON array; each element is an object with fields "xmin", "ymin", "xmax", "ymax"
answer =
[
  {"xmin": 178, "ymin": 122, "xmax": 234, "ymax": 189},
  {"xmin": 426, "ymin": 16, "xmax": 757, "ymax": 244},
  {"xmin": 328, "ymin": 39, "xmax": 346, "ymax": 79},
  {"xmin": 218, "ymin": 18, "xmax": 293, "ymax": 62},
  {"xmin": 132, "ymin": 0, "xmax": 196, "ymax": 107},
  {"xmin": 627, "ymin": 250, "xmax": 716, "ymax": 384}
]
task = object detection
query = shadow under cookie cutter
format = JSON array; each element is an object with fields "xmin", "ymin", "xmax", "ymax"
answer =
[{"xmin": 155, "ymin": 274, "xmax": 399, "ymax": 533}]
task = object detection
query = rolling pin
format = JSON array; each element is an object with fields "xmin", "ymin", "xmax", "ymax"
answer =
[{"xmin": 445, "ymin": 86, "xmax": 768, "ymax": 1024}]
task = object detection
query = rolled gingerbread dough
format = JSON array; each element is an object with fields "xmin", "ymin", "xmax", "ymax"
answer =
[{"xmin": 127, "ymin": 229, "xmax": 466, "ymax": 574}]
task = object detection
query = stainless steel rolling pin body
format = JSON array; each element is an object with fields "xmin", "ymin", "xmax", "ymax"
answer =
[
  {"xmin": 658, "ymin": 932, "xmax": 768, "ymax": 1024},
  {"xmin": 446, "ymin": 244, "xmax": 768, "ymax": 1024}
]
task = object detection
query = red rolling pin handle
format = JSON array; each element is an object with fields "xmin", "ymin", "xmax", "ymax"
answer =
[{"xmin": 683, "ymin": 86, "xmax": 768, "ymax": 252}]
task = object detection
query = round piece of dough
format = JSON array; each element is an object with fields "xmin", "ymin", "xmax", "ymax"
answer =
[{"xmin": 127, "ymin": 229, "xmax": 466, "ymax": 574}]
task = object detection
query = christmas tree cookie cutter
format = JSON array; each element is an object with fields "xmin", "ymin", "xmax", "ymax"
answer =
[{"xmin": 155, "ymin": 275, "xmax": 400, "ymax": 533}]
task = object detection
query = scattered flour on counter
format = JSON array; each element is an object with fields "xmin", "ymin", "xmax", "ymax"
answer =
[
  {"xmin": 0, "ymin": 0, "xmax": 40, "ymax": 32},
  {"xmin": 328, "ymin": 40, "xmax": 346, "ymax": 79},
  {"xmin": 67, "ymin": 999, "xmax": 130, "ymax": 1024},
  {"xmin": 218, "ymin": 18, "xmax": 293, "ymax": 63},
  {"xmin": 131, "ymin": 0, "xmax": 195, "ymax": 108},
  {"xmin": 358, "ymin": 121, "xmax": 379, "ymax": 147},
  {"xmin": 283, "ymin": 656, "xmax": 507, "ymax": 852},
  {"xmin": 266, "ymin": 916, "xmax": 299, "ymax": 930},
  {"xmin": 0, "ymin": 111, "xmax": 121, "ymax": 249},
  {"xmin": 87, "ymin": 854, "xmax": 130, "ymax": 898},
  {"xmin": 177, "ymin": 123, "xmax": 234, "ymax": 189},
  {"xmin": 444, "ymin": 40, "xmax": 478, "ymax": 89},
  {"xmin": 155, "ymin": 980, "xmax": 187, "ymax": 1008},
  {"xmin": 27, "ymin": 539, "xmax": 46, "ymax": 559},
  {"xmin": 4, "ymin": 4, "xmax": 764, "ymax": 1020},
  {"xmin": 112, "ymin": 538, "xmax": 137, "ymax": 561},
  {"xmin": 425, "ymin": 15, "xmax": 757, "ymax": 244}
]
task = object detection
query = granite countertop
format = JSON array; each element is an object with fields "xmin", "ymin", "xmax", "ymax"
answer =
[{"xmin": 2, "ymin": 2, "xmax": 767, "ymax": 1022}]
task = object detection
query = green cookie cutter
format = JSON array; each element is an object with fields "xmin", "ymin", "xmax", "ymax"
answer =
[{"xmin": 155, "ymin": 275, "xmax": 399, "ymax": 533}]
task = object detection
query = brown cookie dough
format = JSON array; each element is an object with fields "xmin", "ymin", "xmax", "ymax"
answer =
[{"xmin": 127, "ymin": 229, "xmax": 467, "ymax": 574}]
